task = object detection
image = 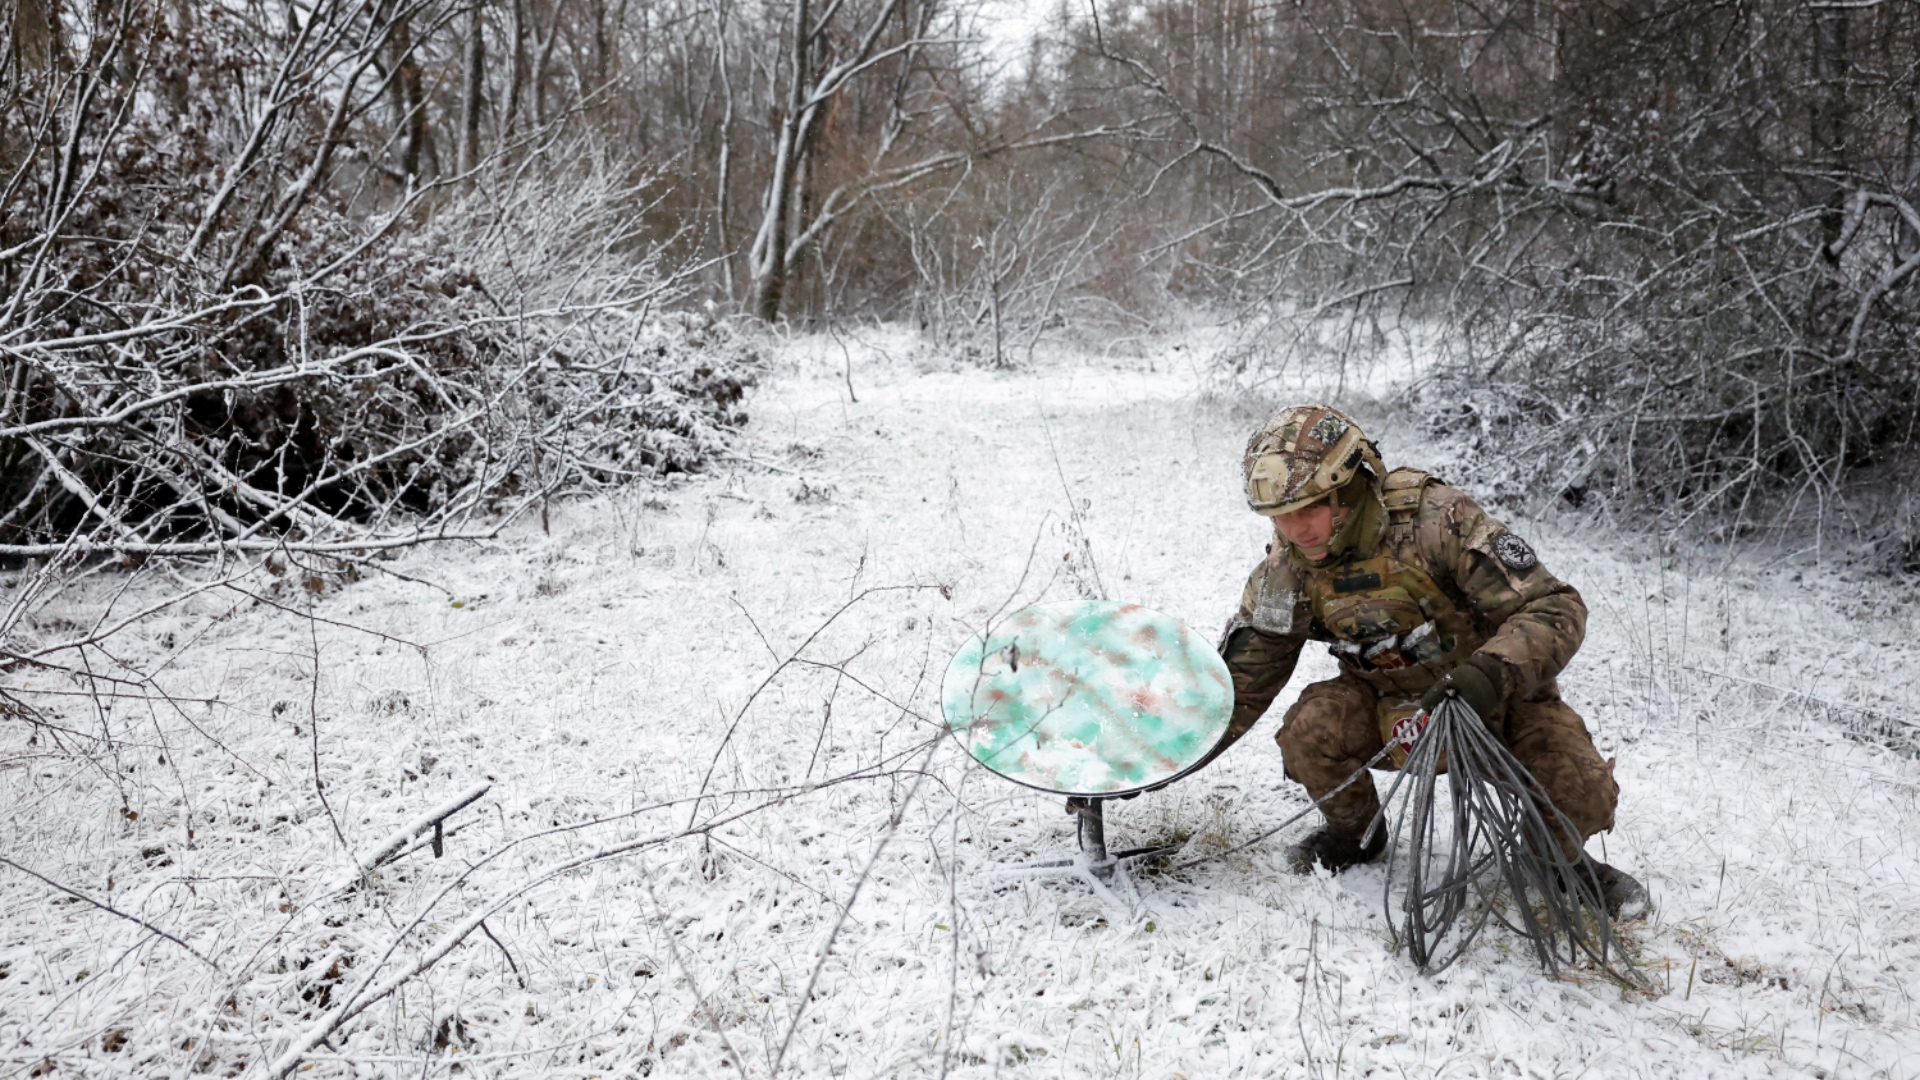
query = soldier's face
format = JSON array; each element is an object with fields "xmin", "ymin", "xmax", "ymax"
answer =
[{"xmin": 1274, "ymin": 502, "xmax": 1338, "ymax": 560}]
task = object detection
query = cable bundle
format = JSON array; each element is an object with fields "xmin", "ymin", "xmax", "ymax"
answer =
[{"xmin": 1371, "ymin": 697, "xmax": 1639, "ymax": 984}]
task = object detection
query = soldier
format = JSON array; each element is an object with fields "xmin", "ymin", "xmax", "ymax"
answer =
[{"xmin": 1215, "ymin": 404, "xmax": 1648, "ymax": 917}]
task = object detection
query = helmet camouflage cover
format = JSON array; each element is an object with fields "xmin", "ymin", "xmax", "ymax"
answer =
[{"xmin": 1242, "ymin": 404, "xmax": 1384, "ymax": 516}]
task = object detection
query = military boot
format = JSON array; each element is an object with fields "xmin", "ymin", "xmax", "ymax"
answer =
[
  {"xmin": 1286, "ymin": 827, "xmax": 1386, "ymax": 875},
  {"xmin": 1584, "ymin": 858, "xmax": 1651, "ymax": 920}
]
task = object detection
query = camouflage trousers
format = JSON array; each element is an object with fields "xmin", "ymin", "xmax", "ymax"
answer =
[{"xmin": 1275, "ymin": 672, "xmax": 1618, "ymax": 854}]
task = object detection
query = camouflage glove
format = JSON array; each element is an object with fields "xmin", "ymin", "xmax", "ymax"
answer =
[{"xmin": 1420, "ymin": 653, "xmax": 1513, "ymax": 728}]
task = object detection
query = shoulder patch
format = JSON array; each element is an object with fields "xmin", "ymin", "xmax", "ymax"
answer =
[
  {"xmin": 1247, "ymin": 564, "xmax": 1298, "ymax": 635},
  {"xmin": 1492, "ymin": 532, "xmax": 1537, "ymax": 571}
]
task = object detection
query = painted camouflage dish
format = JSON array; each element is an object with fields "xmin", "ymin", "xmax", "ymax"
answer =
[{"xmin": 941, "ymin": 600, "xmax": 1232, "ymax": 796}]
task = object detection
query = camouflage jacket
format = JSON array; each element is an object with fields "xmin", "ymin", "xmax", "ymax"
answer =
[{"xmin": 1218, "ymin": 469, "xmax": 1587, "ymax": 746}]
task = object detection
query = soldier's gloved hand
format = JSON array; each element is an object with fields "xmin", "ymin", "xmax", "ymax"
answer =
[{"xmin": 1420, "ymin": 653, "xmax": 1513, "ymax": 726}]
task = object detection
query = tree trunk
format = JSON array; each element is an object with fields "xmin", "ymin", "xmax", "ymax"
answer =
[
  {"xmin": 531, "ymin": 3, "xmax": 559, "ymax": 129},
  {"xmin": 1902, "ymin": 112, "xmax": 1920, "ymax": 262},
  {"xmin": 751, "ymin": 0, "xmax": 811, "ymax": 322},
  {"xmin": 502, "ymin": 0, "xmax": 525, "ymax": 140},
  {"xmin": 591, "ymin": 0, "xmax": 609, "ymax": 89},
  {"xmin": 394, "ymin": 15, "xmax": 431, "ymax": 181},
  {"xmin": 6, "ymin": 0, "xmax": 63, "ymax": 75},
  {"xmin": 1811, "ymin": 0, "xmax": 1849, "ymax": 261},
  {"xmin": 712, "ymin": 0, "xmax": 736, "ymax": 303},
  {"xmin": 461, "ymin": 0, "xmax": 486, "ymax": 174}
]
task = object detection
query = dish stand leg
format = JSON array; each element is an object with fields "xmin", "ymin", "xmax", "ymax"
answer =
[{"xmin": 1067, "ymin": 796, "xmax": 1110, "ymax": 876}]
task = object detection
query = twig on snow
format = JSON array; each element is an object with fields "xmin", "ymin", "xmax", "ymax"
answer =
[{"xmin": 0, "ymin": 856, "xmax": 223, "ymax": 972}]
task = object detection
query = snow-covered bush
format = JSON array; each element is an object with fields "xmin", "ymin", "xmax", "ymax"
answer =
[{"xmin": 0, "ymin": 3, "xmax": 757, "ymax": 555}]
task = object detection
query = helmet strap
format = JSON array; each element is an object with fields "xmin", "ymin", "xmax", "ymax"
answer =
[{"xmin": 1324, "ymin": 473, "xmax": 1384, "ymax": 561}]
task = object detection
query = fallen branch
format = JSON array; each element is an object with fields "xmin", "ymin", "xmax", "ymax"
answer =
[{"xmin": 335, "ymin": 781, "xmax": 494, "ymax": 890}]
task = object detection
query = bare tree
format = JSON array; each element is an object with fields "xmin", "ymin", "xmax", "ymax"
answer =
[
  {"xmin": 745, "ymin": 0, "xmax": 946, "ymax": 320},
  {"xmin": 1039, "ymin": 0, "xmax": 1920, "ymax": 548}
]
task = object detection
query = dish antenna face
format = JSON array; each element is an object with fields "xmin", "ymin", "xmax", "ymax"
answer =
[{"xmin": 941, "ymin": 600, "xmax": 1232, "ymax": 798}]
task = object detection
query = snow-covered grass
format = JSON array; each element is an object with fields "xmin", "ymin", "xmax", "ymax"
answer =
[{"xmin": 3, "ymin": 327, "xmax": 1917, "ymax": 1079}]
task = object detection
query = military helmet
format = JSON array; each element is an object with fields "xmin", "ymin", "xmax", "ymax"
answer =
[{"xmin": 1242, "ymin": 404, "xmax": 1383, "ymax": 516}]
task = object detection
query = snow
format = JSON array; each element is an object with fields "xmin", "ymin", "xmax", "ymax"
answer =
[{"xmin": 3, "ymin": 327, "xmax": 1918, "ymax": 1078}]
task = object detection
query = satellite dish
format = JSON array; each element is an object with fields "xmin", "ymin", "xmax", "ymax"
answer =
[{"xmin": 941, "ymin": 600, "xmax": 1233, "ymax": 797}]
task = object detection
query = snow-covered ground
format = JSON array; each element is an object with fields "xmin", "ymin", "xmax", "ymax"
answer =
[{"xmin": 4, "ymin": 329, "xmax": 1918, "ymax": 1079}]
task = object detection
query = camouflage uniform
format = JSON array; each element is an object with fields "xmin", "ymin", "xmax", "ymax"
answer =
[{"xmin": 1219, "ymin": 413, "xmax": 1619, "ymax": 856}]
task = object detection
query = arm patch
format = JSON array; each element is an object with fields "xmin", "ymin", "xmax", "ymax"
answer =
[
  {"xmin": 1492, "ymin": 532, "xmax": 1537, "ymax": 571},
  {"xmin": 1247, "ymin": 566, "xmax": 1297, "ymax": 634}
]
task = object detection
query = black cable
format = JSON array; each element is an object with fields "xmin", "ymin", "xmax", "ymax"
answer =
[
  {"xmin": 1170, "ymin": 741, "xmax": 1396, "ymax": 872},
  {"xmin": 1163, "ymin": 697, "xmax": 1643, "ymax": 986},
  {"xmin": 1376, "ymin": 697, "xmax": 1643, "ymax": 985}
]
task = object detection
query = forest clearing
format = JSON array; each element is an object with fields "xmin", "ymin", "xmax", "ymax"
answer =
[{"xmin": 4, "ymin": 333, "xmax": 1916, "ymax": 1077}]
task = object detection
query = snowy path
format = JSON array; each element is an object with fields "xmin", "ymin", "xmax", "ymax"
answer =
[{"xmin": 3, "ymin": 332, "xmax": 1918, "ymax": 1078}]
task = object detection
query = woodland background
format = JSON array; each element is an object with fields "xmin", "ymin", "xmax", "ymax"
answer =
[
  {"xmin": 6, "ymin": 5, "xmax": 1920, "ymax": 1078},
  {"xmin": 4, "ymin": 0, "xmax": 1920, "ymax": 561}
]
